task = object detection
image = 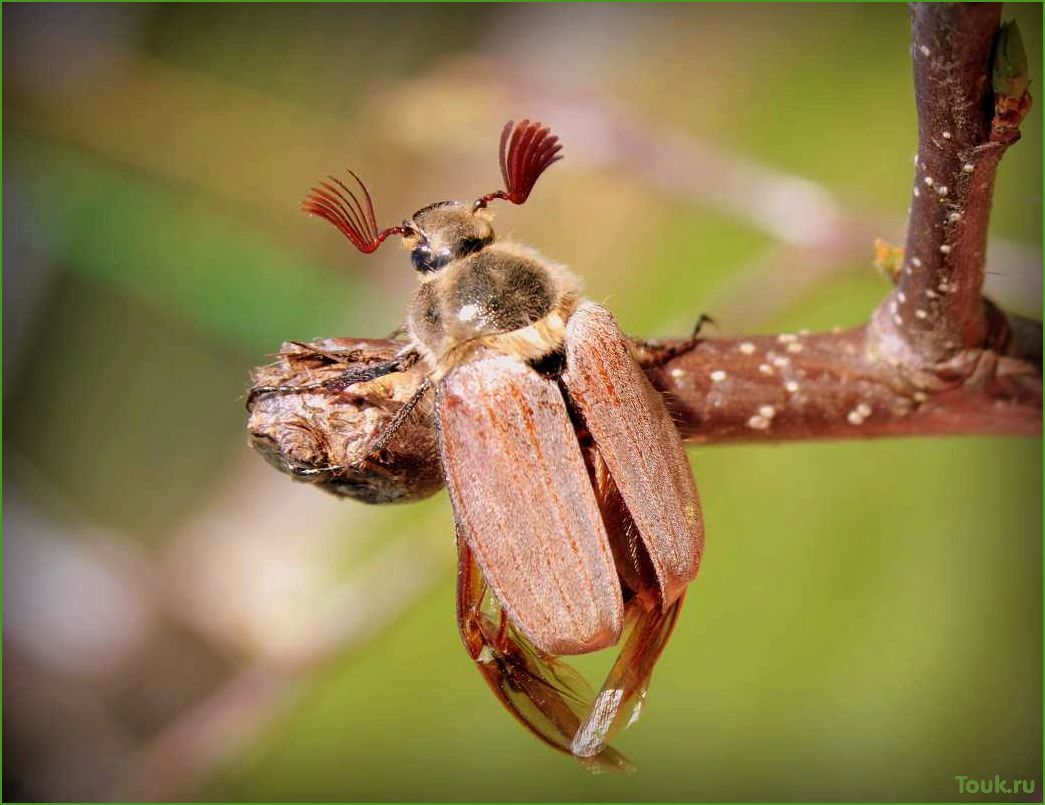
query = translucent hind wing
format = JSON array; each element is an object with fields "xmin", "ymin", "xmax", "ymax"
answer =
[
  {"xmin": 456, "ymin": 534, "xmax": 635, "ymax": 774},
  {"xmin": 571, "ymin": 594, "xmax": 685, "ymax": 757}
]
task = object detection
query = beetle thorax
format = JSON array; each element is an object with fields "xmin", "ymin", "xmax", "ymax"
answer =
[{"xmin": 406, "ymin": 242, "xmax": 582, "ymax": 376}]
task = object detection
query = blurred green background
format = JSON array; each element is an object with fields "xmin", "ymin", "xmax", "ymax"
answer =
[{"xmin": 3, "ymin": 3, "xmax": 1041, "ymax": 802}]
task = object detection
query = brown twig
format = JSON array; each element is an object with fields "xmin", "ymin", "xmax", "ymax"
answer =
[{"xmin": 641, "ymin": 327, "xmax": 1040, "ymax": 443}]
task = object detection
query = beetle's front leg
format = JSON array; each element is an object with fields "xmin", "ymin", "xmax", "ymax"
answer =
[
  {"xmin": 356, "ymin": 376, "xmax": 432, "ymax": 460},
  {"xmin": 246, "ymin": 352, "xmax": 418, "ymax": 409}
]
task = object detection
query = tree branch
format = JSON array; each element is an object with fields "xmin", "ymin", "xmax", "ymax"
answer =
[
  {"xmin": 875, "ymin": 4, "xmax": 1033, "ymax": 366},
  {"xmin": 247, "ymin": 324, "xmax": 1040, "ymax": 500},
  {"xmin": 640, "ymin": 326, "xmax": 1041, "ymax": 443}
]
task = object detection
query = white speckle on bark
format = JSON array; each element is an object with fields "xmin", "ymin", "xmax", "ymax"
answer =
[
  {"xmin": 738, "ymin": 342, "xmax": 756, "ymax": 355},
  {"xmin": 939, "ymin": 244, "xmax": 952, "ymax": 254},
  {"xmin": 710, "ymin": 369, "xmax": 727, "ymax": 382},
  {"xmin": 847, "ymin": 403, "xmax": 872, "ymax": 425},
  {"xmin": 747, "ymin": 414, "xmax": 771, "ymax": 430}
]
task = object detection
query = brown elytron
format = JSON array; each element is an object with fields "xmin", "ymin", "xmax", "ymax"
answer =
[
  {"xmin": 257, "ymin": 119, "xmax": 705, "ymax": 768},
  {"xmin": 439, "ymin": 354, "xmax": 624, "ymax": 655}
]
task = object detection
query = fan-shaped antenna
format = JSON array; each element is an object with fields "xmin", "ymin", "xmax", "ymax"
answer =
[
  {"xmin": 303, "ymin": 170, "xmax": 410, "ymax": 253},
  {"xmin": 473, "ymin": 119, "xmax": 563, "ymax": 211}
]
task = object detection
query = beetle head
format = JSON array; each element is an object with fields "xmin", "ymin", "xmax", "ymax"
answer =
[{"xmin": 404, "ymin": 201, "xmax": 494, "ymax": 274}]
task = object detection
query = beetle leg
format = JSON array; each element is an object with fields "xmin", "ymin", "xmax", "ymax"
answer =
[
  {"xmin": 348, "ymin": 376, "xmax": 432, "ymax": 468},
  {"xmin": 690, "ymin": 312, "xmax": 716, "ymax": 339},
  {"xmin": 285, "ymin": 462, "xmax": 346, "ymax": 478},
  {"xmin": 285, "ymin": 341, "xmax": 364, "ymax": 365},
  {"xmin": 630, "ymin": 312, "xmax": 716, "ymax": 368},
  {"xmin": 246, "ymin": 353, "xmax": 418, "ymax": 409},
  {"xmin": 455, "ymin": 533, "xmax": 635, "ymax": 774},
  {"xmin": 494, "ymin": 608, "xmax": 510, "ymax": 653}
]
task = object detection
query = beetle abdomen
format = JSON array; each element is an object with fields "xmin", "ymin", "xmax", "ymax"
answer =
[{"xmin": 448, "ymin": 249, "xmax": 556, "ymax": 337}]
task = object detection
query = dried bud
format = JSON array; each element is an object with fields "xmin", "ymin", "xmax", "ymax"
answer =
[{"xmin": 247, "ymin": 338, "xmax": 443, "ymax": 503}]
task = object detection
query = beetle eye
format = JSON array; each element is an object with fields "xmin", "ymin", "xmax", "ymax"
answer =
[
  {"xmin": 411, "ymin": 244, "xmax": 434, "ymax": 273},
  {"xmin": 412, "ymin": 242, "xmax": 452, "ymax": 274}
]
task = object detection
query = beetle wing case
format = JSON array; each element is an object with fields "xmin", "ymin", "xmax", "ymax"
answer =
[
  {"xmin": 436, "ymin": 353, "xmax": 624, "ymax": 656},
  {"xmin": 563, "ymin": 302, "xmax": 705, "ymax": 605}
]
